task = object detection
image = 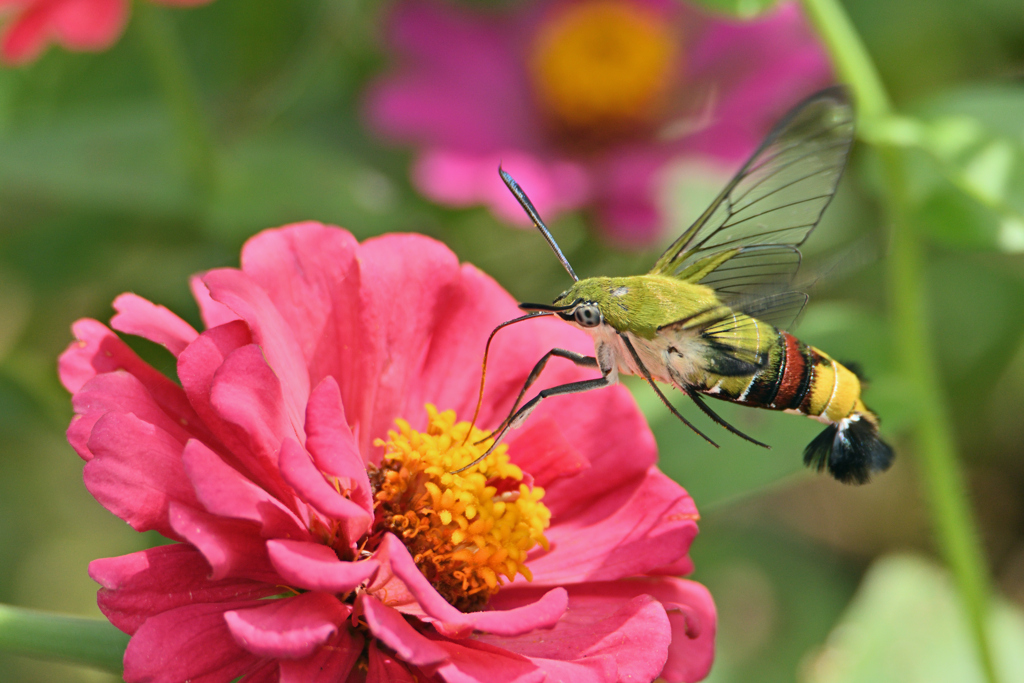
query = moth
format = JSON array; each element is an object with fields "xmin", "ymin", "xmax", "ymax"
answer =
[{"xmin": 463, "ymin": 87, "xmax": 894, "ymax": 484}]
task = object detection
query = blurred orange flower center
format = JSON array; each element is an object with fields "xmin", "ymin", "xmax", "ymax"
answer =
[
  {"xmin": 372, "ymin": 405, "xmax": 551, "ymax": 612},
  {"xmin": 529, "ymin": 0, "xmax": 678, "ymax": 134}
]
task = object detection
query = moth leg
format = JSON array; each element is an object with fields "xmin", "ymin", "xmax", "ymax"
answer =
[
  {"xmin": 618, "ymin": 333, "xmax": 720, "ymax": 448},
  {"xmin": 479, "ymin": 348, "xmax": 598, "ymax": 444},
  {"xmin": 686, "ymin": 389, "xmax": 771, "ymax": 449},
  {"xmin": 453, "ymin": 366, "xmax": 607, "ymax": 475}
]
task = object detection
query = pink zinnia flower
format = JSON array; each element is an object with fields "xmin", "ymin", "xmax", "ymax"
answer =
[
  {"xmin": 0, "ymin": 0, "xmax": 212, "ymax": 65},
  {"xmin": 364, "ymin": 0, "xmax": 832, "ymax": 245},
  {"xmin": 61, "ymin": 222, "xmax": 715, "ymax": 682}
]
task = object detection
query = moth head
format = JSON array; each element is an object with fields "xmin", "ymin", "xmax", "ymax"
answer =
[{"xmin": 520, "ymin": 278, "xmax": 612, "ymax": 330}]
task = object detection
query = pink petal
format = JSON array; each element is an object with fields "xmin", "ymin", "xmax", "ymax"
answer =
[
  {"xmin": 528, "ymin": 470, "xmax": 698, "ymax": 584},
  {"xmin": 266, "ymin": 539, "xmax": 379, "ymax": 593},
  {"xmin": 493, "ymin": 578, "xmax": 715, "ymax": 683},
  {"xmin": 202, "ymin": 267, "xmax": 310, "ymax": 432},
  {"xmin": 630, "ymin": 577, "xmax": 717, "ymax": 683},
  {"xmin": 480, "ymin": 152, "xmax": 590, "ymax": 224},
  {"xmin": 648, "ymin": 554, "xmax": 697, "ymax": 579},
  {"xmin": 84, "ymin": 412, "xmax": 197, "ymax": 538},
  {"xmin": 90, "ymin": 544, "xmax": 277, "ymax": 635},
  {"xmin": 1, "ymin": 2, "xmax": 52, "ymax": 64},
  {"xmin": 364, "ymin": 0, "xmax": 537, "ymax": 152},
  {"xmin": 364, "ymin": 546, "xmax": 420, "ymax": 615},
  {"xmin": 279, "ymin": 630, "xmax": 364, "ymax": 683},
  {"xmin": 68, "ymin": 370, "xmax": 206, "ymax": 461},
  {"xmin": 67, "ymin": 413, "xmax": 102, "ymax": 462},
  {"xmin": 355, "ymin": 594, "xmax": 449, "ymax": 667},
  {"xmin": 235, "ymin": 226, "xmax": 593, "ymax": 458},
  {"xmin": 539, "ymin": 383, "xmax": 658, "ymax": 519},
  {"xmin": 409, "ymin": 151, "xmax": 491, "ymax": 207},
  {"xmin": 111, "ymin": 292, "xmax": 198, "ymax": 357},
  {"xmin": 239, "ymin": 662, "xmax": 278, "ymax": 682},
  {"xmin": 190, "ymin": 274, "xmax": 240, "ymax": 329},
  {"xmin": 177, "ymin": 321, "xmax": 267, "ymax": 472},
  {"xmin": 377, "ymin": 534, "xmax": 567, "ymax": 638},
  {"xmin": 50, "ymin": 0, "xmax": 127, "ymax": 50},
  {"xmin": 367, "ymin": 641, "xmax": 419, "ymax": 683},
  {"xmin": 429, "ymin": 639, "xmax": 543, "ymax": 683},
  {"xmin": 437, "ymin": 277, "xmax": 602, "ymax": 439},
  {"xmin": 686, "ymin": 2, "xmax": 832, "ymax": 164},
  {"xmin": 304, "ymin": 377, "xmax": 373, "ymax": 514},
  {"xmin": 208, "ymin": 343, "xmax": 294, "ymax": 500},
  {"xmin": 353, "ymin": 236, "xmax": 593, "ymax": 444},
  {"xmin": 591, "ymin": 146, "xmax": 667, "ymax": 245},
  {"xmin": 236, "ymin": 222, "xmax": 360, "ymax": 388},
  {"xmin": 506, "ymin": 416, "xmax": 589, "ymax": 488},
  {"xmin": 176, "ymin": 322, "xmax": 297, "ymax": 507},
  {"xmin": 224, "ymin": 592, "xmax": 350, "ymax": 659},
  {"xmin": 478, "ymin": 591, "xmax": 672, "ymax": 683},
  {"xmin": 168, "ymin": 502, "xmax": 279, "ymax": 583},
  {"xmin": 182, "ymin": 439, "xmax": 307, "ymax": 539},
  {"xmin": 59, "ymin": 318, "xmax": 194, "ymax": 421},
  {"xmin": 279, "ymin": 438, "xmax": 371, "ymax": 546},
  {"xmin": 329, "ymin": 233, "xmax": 465, "ymax": 455},
  {"xmin": 123, "ymin": 601, "xmax": 263, "ymax": 683},
  {"xmin": 409, "ymin": 150, "xmax": 589, "ymax": 227}
]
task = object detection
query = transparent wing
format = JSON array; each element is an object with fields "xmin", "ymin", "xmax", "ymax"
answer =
[
  {"xmin": 728, "ymin": 290, "xmax": 810, "ymax": 331},
  {"xmin": 697, "ymin": 245, "xmax": 802, "ymax": 297},
  {"xmin": 650, "ymin": 87, "xmax": 855, "ymax": 298}
]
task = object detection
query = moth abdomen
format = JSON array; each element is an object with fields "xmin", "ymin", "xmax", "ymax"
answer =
[{"xmin": 702, "ymin": 325, "xmax": 894, "ymax": 484}]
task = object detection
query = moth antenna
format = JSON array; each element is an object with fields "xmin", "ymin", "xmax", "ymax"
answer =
[
  {"xmin": 499, "ymin": 167, "xmax": 579, "ymax": 282},
  {"xmin": 462, "ymin": 312, "xmax": 553, "ymax": 446}
]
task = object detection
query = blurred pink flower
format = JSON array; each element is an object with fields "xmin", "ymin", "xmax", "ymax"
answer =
[
  {"xmin": 0, "ymin": 0, "xmax": 212, "ymax": 65},
  {"xmin": 61, "ymin": 222, "xmax": 716, "ymax": 682},
  {"xmin": 364, "ymin": 0, "xmax": 832, "ymax": 245}
]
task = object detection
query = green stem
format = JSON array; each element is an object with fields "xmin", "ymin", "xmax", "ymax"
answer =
[
  {"xmin": 880, "ymin": 148, "xmax": 999, "ymax": 683},
  {"xmin": 799, "ymin": 1, "xmax": 1000, "ymax": 681},
  {"xmin": 0, "ymin": 604, "xmax": 127, "ymax": 674},
  {"xmin": 133, "ymin": 0, "xmax": 216, "ymax": 200},
  {"xmin": 799, "ymin": 0, "xmax": 889, "ymax": 119}
]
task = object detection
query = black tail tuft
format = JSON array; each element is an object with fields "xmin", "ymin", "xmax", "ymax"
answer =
[{"xmin": 803, "ymin": 416, "xmax": 895, "ymax": 485}]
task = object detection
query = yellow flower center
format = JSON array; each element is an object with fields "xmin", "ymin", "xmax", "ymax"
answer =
[
  {"xmin": 529, "ymin": 0, "xmax": 679, "ymax": 136},
  {"xmin": 371, "ymin": 405, "xmax": 551, "ymax": 612}
]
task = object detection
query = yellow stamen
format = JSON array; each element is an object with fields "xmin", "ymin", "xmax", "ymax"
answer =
[
  {"xmin": 529, "ymin": 0, "xmax": 678, "ymax": 135},
  {"xmin": 372, "ymin": 405, "xmax": 551, "ymax": 612}
]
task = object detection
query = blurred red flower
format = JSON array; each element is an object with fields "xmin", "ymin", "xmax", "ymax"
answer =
[
  {"xmin": 364, "ymin": 0, "xmax": 832, "ymax": 245},
  {"xmin": 0, "ymin": 0, "xmax": 212, "ymax": 65},
  {"xmin": 61, "ymin": 223, "xmax": 716, "ymax": 681}
]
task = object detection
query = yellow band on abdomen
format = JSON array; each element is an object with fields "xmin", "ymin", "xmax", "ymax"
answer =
[{"xmin": 806, "ymin": 348, "xmax": 862, "ymax": 421}]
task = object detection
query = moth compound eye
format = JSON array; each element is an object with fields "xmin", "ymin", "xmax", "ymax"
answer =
[{"xmin": 574, "ymin": 304, "xmax": 602, "ymax": 328}]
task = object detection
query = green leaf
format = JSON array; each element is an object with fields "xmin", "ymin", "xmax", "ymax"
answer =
[
  {"xmin": 804, "ymin": 555, "xmax": 1024, "ymax": 683},
  {"xmin": 0, "ymin": 105, "xmax": 196, "ymax": 217},
  {"xmin": 0, "ymin": 604, "xmax": 127, "ymax": 674}
]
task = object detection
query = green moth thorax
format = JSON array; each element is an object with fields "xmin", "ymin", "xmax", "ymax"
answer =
[{"xmin": 550, "ymin": 276, "xmax": 723, "ymax": 339}]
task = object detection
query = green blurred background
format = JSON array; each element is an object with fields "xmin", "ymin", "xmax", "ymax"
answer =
[{"xmin": 1, "ymin": 0, "xmax": 1023, "ymax": 681}]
